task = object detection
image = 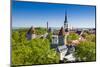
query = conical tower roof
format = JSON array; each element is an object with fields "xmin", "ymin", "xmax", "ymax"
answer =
[
  {"xmin": 59, "ymin": 27, "xmax": 65, "ymax": 35},
  {"xmin": 27, "ymin": 26, "xmax": 35, "ymax": 34}
]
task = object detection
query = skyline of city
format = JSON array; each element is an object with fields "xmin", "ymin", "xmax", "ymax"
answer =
[{"xmin": 12, "ymin": 1, "xmax": 96, "ymax": 28}]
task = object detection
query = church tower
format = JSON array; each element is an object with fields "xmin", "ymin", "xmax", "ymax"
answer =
[
  {"xmin": 47, "ymin": 21, "xmax": 48, "ymax": 31},
  {"xmin": 64, "ymin": 11, "xmax": 68, "ymax": 32},
  {"xmin": 27, "ymin": 26, "xmax": 36, "ymax": 40}
]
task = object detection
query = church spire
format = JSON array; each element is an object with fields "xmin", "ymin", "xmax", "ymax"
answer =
[
  {"xmin": 64, "ymin": 10, "xmax": 68, "ymax": 32},
  {"xmin": 64, "ymin": 10, "xmax": 67, "ymax": 23}
]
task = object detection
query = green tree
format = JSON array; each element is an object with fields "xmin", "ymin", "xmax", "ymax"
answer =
[
  {"xmin": 67, "ymin": 33, "xmax": 79, "ymax": 40},
  {"xmin": 85, "ymin": 34, "xmax": 96, "ymax": 42},
  {"xmin": 12, "ymin": 31, "xmax": 19, "ymax": 42},
  {"xmin": 47, "ymin": 32, "xmax": 52, "ymax": 42},
  {"xmin": 74, "ymin": 41, "xmax": 96, "ymax": 62},
  {"xmin": 35, "ymin": 27, "xmax": 47, "ymax": 35},
  {"xmin": 12, "ymin": 29, "xmax": 59, "ymax": 65}
]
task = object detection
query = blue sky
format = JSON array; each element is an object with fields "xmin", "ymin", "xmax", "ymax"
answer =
[{"xmin": 12, "ymin": 1, "xmax": 96, "ymax": 28}]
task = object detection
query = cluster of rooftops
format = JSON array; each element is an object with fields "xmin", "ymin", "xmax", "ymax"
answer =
[{"xmin": 26, "ymin": 11, "xmax": 95, "ymax": 62}]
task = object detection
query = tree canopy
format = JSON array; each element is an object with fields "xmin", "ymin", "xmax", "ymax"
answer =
[{"xmin": 12, "ymin": 29, "xmax": 59, "ymax": 65}]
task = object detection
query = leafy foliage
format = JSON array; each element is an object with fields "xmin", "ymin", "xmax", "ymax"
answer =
[
  {"xmin": 12, "ymin": 28, "xmax": 59, "ymax": 65},
  {"xmin": 47, "ymin": 32, "xmax": 52, "ymax": 42},
  {"xmin": 35, "ymin": 27, "xmax": 47, "ymax": 35},
  {"xmin": 85, "ymin": 34, "xmax": 96, "ymax": 42},
  {"xmin": 82, "ymin": 32, "xmax": 96, "ymax": 42},
  {"xmin": 67, "ymin": 32, "xmax": 79, "ymax": 40},
  {"xmin": 67, "ymin": 32, "xmax": 96, "ymax": 62},
  {"xmin": 75, "ymin": 41, "xmax": 96, "ymax": 61}
]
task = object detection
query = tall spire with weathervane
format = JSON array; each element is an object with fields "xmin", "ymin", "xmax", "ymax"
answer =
[{"xmin": 64, "ymin": 10, "xmax": 68, "ymax": 32}]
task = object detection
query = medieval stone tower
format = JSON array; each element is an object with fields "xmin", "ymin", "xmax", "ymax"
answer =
[
  {"xmin": 58, "ymin": 27, "xmax": 65, "ymax": 45},
  {"xmin": 26, "ymin": 26, "xmax": 36, "ymax": 40},
  {"xmin": 58, "ymin": 11, "xmax": 69, "ymax": 45}
]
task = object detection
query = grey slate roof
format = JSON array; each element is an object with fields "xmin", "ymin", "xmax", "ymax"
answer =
[{"xmin": 57, "ymin": 45, "xmax": 68, "ymax": 53}]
